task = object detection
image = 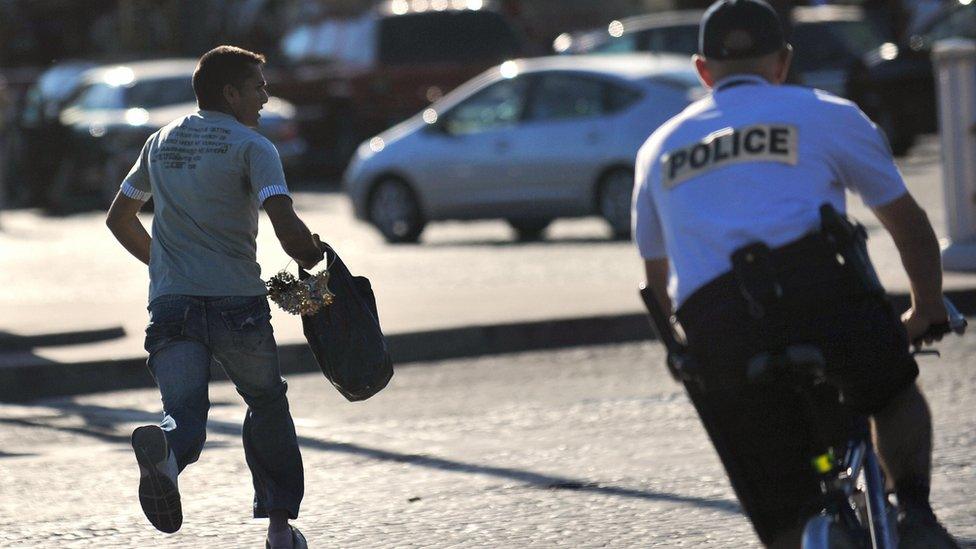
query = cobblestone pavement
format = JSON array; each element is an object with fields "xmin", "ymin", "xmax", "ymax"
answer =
[{"xmin": 1, "ymin": 338, "xmax": 974, "ymax": 547}]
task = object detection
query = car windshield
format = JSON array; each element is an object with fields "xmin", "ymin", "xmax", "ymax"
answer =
[
  {"xmin": 590, "ymin": 24, "xmax": 699, "ymax": 56},
  {"xmin": 73, "ymin": 83, "xmax": 125, "ymax": 110},
  {"xmin": 791, "ymin": 20, "xmax": 885, "ymax": 71},
  {"xmin": 648, "ymin": 71, "xmax": 701, "ymax": 90},
  {"xmin": 585, "ymin": 17, "xmax": 885, "ymax": 63},
  {"xmin": 588, "ymin": 33, "xmax": 640, "ymax": 54},
  {"xmin": 642, "ymin": 25, "xmax": 699, "ymax": 55},
  {"xmin": 73, "ymin": 76, "xmax": 195, "ymax": 110},
  {"xmin": 443, "ymin": 76, "xmax": 529, "ymax": 134},
  {"xmin": 126, "ymin": 77, "xmax": 196, "ymax": 108},
  {"xmin": 378, "ymin": 11, "xmax": 519, "ymax": 65},
  {"xmin": 281, "ymin": 24, "xmax": 318, "ymax": 61},
  {"xmin": 925, "ymin": 5, "xmax": 976, "ymax": 42},
  {"xmin": 37, "ymin": 64, "xmax": 95, "ymax": 103},
  {"xmin": 818, "ymin": 20, "xmax": 886, "ymax": 55},
  {"xmin": 281, "ymin": 18, "xmax": 375, "ymax": 64}
]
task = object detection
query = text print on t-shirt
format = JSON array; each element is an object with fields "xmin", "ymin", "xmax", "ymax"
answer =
[
  {"xmin": 154, "ymin": 126, "xmax": 231, "ymax": 170},
  {"xmin": 661, "ymin": 124, "xmax": 798, "ymax": 189}
]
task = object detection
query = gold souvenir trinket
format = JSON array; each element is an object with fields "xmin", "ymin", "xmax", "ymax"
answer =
[{"xmin": 266, "ymin": 269, "xmax": 335, "ymax": 316}]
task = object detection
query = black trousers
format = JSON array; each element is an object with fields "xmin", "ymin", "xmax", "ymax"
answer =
[{"xmin": 675, "ymin": 233, "xmax": 918, "ymax": 545}]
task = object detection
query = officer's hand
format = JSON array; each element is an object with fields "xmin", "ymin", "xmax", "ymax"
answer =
[{"xmin": 902, "ymin": 302, "xmax": 948, "ymax": 345}]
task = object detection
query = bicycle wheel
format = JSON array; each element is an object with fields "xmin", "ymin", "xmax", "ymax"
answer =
[{"xmin": 802, "ymin": 515, "xmax": 863, "ymax": 549}]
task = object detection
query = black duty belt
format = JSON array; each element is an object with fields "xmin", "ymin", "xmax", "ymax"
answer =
[{"xmin": 678, "ymin": 231, "xmax": 865, "ymax": 321}]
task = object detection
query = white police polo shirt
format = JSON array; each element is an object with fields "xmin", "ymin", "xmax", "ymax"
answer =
[{"xmin": 632, "ymin": 74, "xmax": 908, "ymax": 308}]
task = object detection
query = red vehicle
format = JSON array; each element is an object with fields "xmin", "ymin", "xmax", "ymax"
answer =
[{"xmin": 269, "ymin": 0, "xmax": 522, "ymax": 176}]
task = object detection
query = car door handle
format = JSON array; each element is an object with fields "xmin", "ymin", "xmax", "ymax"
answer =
[
  {"xmin": 495, "ymin": 140, "xmax": 510, "ymax": 153},
  {"xmin": 586, "ymin": 131, "xmax": 601, "ymax": 144}
]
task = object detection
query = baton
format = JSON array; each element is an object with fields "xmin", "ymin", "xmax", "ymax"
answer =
[{"xmin": 639, "ymin": 283, "xmax": 692, "ymax": 382}]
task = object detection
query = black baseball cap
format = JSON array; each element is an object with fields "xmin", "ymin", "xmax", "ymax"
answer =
[{"xmin": 699, "ymin": 0, "xmax": 786, "ymax": 60}]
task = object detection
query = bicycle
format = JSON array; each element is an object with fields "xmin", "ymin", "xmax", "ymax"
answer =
[{"xmin": 639, "ymin": 285, "xmax": 967, "ymax": 549}]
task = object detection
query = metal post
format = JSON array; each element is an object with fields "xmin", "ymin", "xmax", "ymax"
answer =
[{"xmin": 933, "ymin": 39, "xmax": 976, "ymax": 271}]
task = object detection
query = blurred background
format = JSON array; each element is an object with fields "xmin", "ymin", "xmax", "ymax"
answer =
[
  {"xmin": 3, "ymin": 4, "xmax": 976, "ymax": 544},
  {"xmin": 0, "ymin": 0, "xmax": 968, "ymax": 218}
]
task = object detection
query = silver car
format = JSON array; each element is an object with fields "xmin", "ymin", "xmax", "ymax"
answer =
[{"xmin": 343, "ymin": 54, "xmax": 703, "ymax": 243}]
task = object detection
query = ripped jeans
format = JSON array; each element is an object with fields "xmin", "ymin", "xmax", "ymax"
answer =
[{"xmin": 144, "ymin": 294, "xmax": 303, "ymax": 519}]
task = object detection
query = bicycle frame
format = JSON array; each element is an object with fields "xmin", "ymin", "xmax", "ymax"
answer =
[
  {"xmin": 803, "ymin": 433, "xmax": 897, "ymax": 549},
  {"xmin": 863, "ymin": 442, "xmax": 897, "ymax": 549}
]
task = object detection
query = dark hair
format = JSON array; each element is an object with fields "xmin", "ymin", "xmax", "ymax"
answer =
[{"xmin": 193, "ymin": 45, "xmax": 266, "ymax": 110}]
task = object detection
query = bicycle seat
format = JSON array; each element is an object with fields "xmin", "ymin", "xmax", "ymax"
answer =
[{"xmin": 746, "ymin": 345, "xmax": 826, "ymax": 384}]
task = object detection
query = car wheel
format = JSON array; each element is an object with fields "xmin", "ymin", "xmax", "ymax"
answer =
[
  {"xmin": 508, "ymin": 218, "xmax": 551, "ymax": 242},
  {"xmin": 598, "ymin": 168, "xmax": 633, "ymax": 240},
  {"xmin": 368, "ymin": 178, "xmax": 426, "ymax": 244}
]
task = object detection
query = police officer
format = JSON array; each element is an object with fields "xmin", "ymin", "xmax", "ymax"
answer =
[{"xmin": 631, "ymin": 0, "xmax": 958, "ymax": 547}]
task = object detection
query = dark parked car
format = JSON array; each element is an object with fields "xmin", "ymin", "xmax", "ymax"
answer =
[
  {"xmin": 50, "ymin": 59, "xmax": 305, "ymax": 211},
  {"xmin": 554, "ymin": 6, "xmax": 935, "ymax": 155},
  {"xmin": 268, "ymin": 0, "xmax": 522, "ymax": 176},
  {"xmin": 4, "ymin": 60, "xmax": 97, "ymax": 207},
  {"xmin": 852, "ymin": 0, "xmax": 975, "ymax": 155},
  {"xmin": 558, "ymin": 7, "xmax": 890, "ymax": 99}
]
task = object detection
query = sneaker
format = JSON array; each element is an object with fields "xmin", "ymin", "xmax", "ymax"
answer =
[
  {"xmin": 266, "ymin": 525, "xmax": 308, "ymax": 549},
  {"xmin": 898, "ymin": 504, "xmax": 960, "ymax": 549},
  {"xmin": 131, "ymin": 425, "xmax": 182, "ymax": 533}
]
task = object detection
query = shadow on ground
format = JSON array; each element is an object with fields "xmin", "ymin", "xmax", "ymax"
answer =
[{"xmin": 0, "ymin": 399, "xmax": 743, "ymax": 515}]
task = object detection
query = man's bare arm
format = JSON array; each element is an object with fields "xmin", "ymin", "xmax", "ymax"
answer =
[
  {"xmin": 263, "ymin": 195, "xmax": 324, "ymax": 269},
  {"xmin": 872, "ymin": 193, "xmax": 946, "ymax": 340},
  {"xmin": 644, "ymin": 257, "xmax": 671, "ymax": 317},
  {"xmin": 106, "ymin": 191, "xmax": 151, "ymax": 266}
]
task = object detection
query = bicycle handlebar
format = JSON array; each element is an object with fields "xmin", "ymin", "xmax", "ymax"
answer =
[
  {"xmin": 911, "ymin": 296, "xmax": 967, "ymax": 353},
  {"xmin": 912, "ymin": 296, "xmax": 969, "ymax": 356}
]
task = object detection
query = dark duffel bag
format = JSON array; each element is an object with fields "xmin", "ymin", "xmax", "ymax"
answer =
[{"xmin": 299, "ymin": 245, "xmax": 393, "ymax": 401}]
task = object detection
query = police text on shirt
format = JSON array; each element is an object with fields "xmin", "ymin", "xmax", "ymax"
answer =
[{"xmin": 661, "ymin": 124, "xmax": 798, "ymax": 189}]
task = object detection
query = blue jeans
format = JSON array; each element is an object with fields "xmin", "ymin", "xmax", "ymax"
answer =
[{"xmin": 144, "ymin": 294, "xmax": 303, "ymax": 519}]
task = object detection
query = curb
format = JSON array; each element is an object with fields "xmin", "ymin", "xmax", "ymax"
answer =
[
  {"xmin": 0, "ymin": 313, "xmax": 654, "ymax": 403},
  {"xmin": 0, "ymin": 327, "xmax": 127, "ymax": 351},
  {"xmin": 2, "ymin": 290, "xmax": 972, "ymax": 403}
]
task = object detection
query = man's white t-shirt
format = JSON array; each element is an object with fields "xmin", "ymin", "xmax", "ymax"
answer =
[
  {"xmin": 121, "ymin": 110, "xmax": 290, "ymax": 301},
  {"xmin": 632, "ymin": 75, "xmax": 907, "ymax": 308}
]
